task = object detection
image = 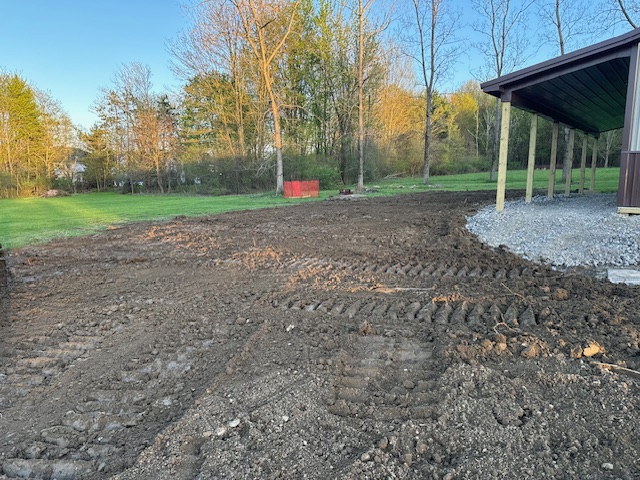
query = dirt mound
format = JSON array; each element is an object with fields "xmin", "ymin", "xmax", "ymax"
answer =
[{"xmin": 0, "ymin": 191, "xmax": 638, "ymax": 479}]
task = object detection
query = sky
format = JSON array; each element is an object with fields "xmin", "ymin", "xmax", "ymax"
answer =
[
  {"xmin": 0, "ymin": 0, "xmax": 187, "ymax": 130},
  {"xmin": 0, "ymin": 0, "xmax": 630, "ymax": 132}
]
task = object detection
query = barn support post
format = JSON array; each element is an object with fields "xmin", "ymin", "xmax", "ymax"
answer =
[
  {"xmin": 526, "ymin": 113, "xmax": 538, "ymax": 203},
  {"xmin": 590, "ymin": 136, "xmax": 598, "ymax": 192},
  {"xmin": 496, "ymin": 101, "xmax": 512, "ymax": 212},
  {"xmin": 579, "ymin": 135, "xmax": 588, "ymax": 193},
  {"xmin": 564, "ymin": 128, "xmax": 576, "ymax": 196},
  {"xmin": 548, "ymin": 121, "xmax": 560, "ymax": 199}
]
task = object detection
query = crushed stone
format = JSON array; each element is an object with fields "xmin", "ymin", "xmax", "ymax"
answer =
[{"xmin": 466, "ymin": 193, "xmax": 640, "ymax": 268}]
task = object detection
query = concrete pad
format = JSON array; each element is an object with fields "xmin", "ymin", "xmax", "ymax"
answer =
[{"xmin": 607, "ymin": 268, "xmax": 640, "ymax": 285}]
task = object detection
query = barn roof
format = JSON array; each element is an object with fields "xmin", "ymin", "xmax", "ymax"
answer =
[{"xmin": 481, "ymin": 28, "xmax": 640, "ymax": 136}]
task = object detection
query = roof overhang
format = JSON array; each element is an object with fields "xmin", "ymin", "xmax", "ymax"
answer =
[{"xmin": 481, "ymin": 28, "xmax": 640, "ymax": 136}]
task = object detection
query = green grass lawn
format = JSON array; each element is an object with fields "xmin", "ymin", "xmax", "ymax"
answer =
[
  {"xmin": 366, "ymin": 167, "xmax": 620, "ymax": 194},
  {"xmin": 0, "ymin": 168, "xmax": 621, "ymax": 250},
  {"xmin": 0, "ymin": 191, "xmax": 333, "ymax": 250}
]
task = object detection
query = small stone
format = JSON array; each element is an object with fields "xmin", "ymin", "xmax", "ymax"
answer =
[
  {"xmin": 215, "ymin": 426, "xmax": 227, "ymax": 437},
  {"xmin": 481, "ymin": 339, "xmax": 494, "ymax": 351},
  {"xmin": 495, "ymin": 342, "xmax": 507, "ymax": 353},
  {"xmin": 520, "ymin": 344, "xmax": 539, "ymax": 359},
  {"xmin": 360, "ymin": 452, "xmax": 371, "ymax": 462},
  {"xmin": 404, "ymin": 453, "xmax": 413, "ymax": 467},
  {"xmin": 226, "ymin": 367, "xmax": 233, "ymax": 375},
  {"xmin": 378, "ymin": 437, "xmax": 389, "ymax": 449},
  {"xmin": 583, "ymin": 342, "xmax": 604, "ymax": 357},
  {"xmin": 553, "ymin": 288, "xmax": 569, "ymax": 301},
  {"xmin": 403, "ymin": 380, "xmax": 415, "ymax": 390},
  {"xmin": 492, "ymin": 333, "xmax": 507, "ymax": 344},
  {"xmin": 286, "ymin": 324, "xmax": 295, "ymax": 332},
  {"xmin": 601, "ymin": 462, "xmax": 614, "ymax": 470},
  {"xmin": 520, "ymin": 307, "xmax": 537, "ymax": 327},
  {"xmin": 235, "ymin": 317, "xmax": 246, "ymax": 325},
  {"xmin": 203, "ymin": 431, "xmax": 214, "ymax": 438},
  {"xmin": 416, "ymin": 442, "xmax": 429, "ymax": 454},
  {"xmin": 359, "ymin": 321, "xmax": 374, "ymax": 336},
  {"xmin": 569, "ymin": 346, "xmax": 583, "ymax": 359},
  {"xmin": 282, "ymin": 415, "xmax": 289, "ymax": 423},
  {"xmin": 228, "ymin": 418, "xmax": 240, "ymax": 428}
]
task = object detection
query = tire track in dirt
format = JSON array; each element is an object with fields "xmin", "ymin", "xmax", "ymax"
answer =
[
  {"xmin": 234, "ymin": 252, "xmax": 543, "ymax": 283},
  {"xmin": 0, "ymin": 263, "xmax": 265, "ymax": 479}
]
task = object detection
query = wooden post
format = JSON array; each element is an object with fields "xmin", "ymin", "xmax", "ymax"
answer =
[
  {"xmin": 496, "ymin": 101, "xmax": 511, "ymax": 212},
  {"xmin": 548, "ymin": 121, "xmax": 559, "ymax": 199},
  {"xmin": 579, "ymin": 135, "xmax": 588, "ymax": 193},
  {"xmin": 564, "ymin": 128, "xmax": 576, "ymax": 196},
  {"xmin": 590, "ymin": 136, "xmax": 599, "ymax": 191},
  {"xmin": 526, "ymin": 114, "xmax": 538, "ymax": 203}
]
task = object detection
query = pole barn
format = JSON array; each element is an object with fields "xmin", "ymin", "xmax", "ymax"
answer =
[{"xmin": 481, "ymin": 28, "xmax": 640, "ymax": 214}]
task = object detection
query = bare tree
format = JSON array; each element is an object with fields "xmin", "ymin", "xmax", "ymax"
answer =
[
  {"xmin": 171, "ymin": 1, "xmax": 251, "ymax": 159},
  {"xmin": 472, "ymin": 0, "xmax": 535, "ymax": 181},
  {"xmin": 537, "ymin": 0, "xmax": 595, "ymax": 183},
  {"xmin": 229, "ymin": 0, "xmax": 300, "ymax": 195},
  {"xmin": 615, "ymin": 0, "xmax": 639, "ymax": 27},
  {"xmin": 95, "ymin": 63, "xmax": 176, "ymax": 193},
  {"xmin": 357, "ymin": 0, "xmax": 372, "ymax": 192},
  {"xmin": 356, "ymin": 0, "xmax": 389, "ymax": 191},
  {"xmin": 602, "ymin": 129, "xmax": 622, "ymax": 167},
  {"xmin": 405, "ymin": 0, "xmax": 462, "ymax": 184},
  {"xmin": 538, "ymin": 0, "xmax": 595, "ymax": 52}
]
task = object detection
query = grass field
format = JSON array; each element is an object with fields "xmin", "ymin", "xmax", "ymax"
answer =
[{"xmin": 0, "ymin": 168, "xmax": 621, "ymax": 250}]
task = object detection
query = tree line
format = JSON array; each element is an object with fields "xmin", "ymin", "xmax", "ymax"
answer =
[{"xmin": 0, "ymin": 0, "xmax": 635, "ymax": 198}]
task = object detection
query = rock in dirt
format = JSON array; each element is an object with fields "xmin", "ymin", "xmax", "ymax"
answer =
[{"xmin": 520, "ymin": 344, "xmax": 540, "ymax": 358}]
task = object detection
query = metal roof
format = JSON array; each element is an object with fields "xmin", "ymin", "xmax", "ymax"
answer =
[{"xmin": 481, "ymin": 28, "xmax": 640, "ymax": 136}]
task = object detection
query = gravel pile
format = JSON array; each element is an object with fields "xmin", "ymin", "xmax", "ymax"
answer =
[{"xmin": 466, "ymin": 193, "xmax": 640, "ymax": 268}]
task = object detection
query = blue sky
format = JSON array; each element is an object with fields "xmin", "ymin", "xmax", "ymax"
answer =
[
  {"xmin": 0, "ymin": 0, "xmax": 187, "ymax": 130},
  {"xmin": 0, "ymin": 0, "xmax": 629, "ymax": 132}
]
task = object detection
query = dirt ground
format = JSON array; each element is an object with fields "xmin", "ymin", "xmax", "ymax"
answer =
[{"xmin": 0, "ymin": 190, "xmax": 639, "ymax": 480}]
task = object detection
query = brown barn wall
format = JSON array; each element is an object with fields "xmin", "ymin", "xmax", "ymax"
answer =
[{"xmin": 618, "ymin": 152, "xmax": 640, "ymax": 207}]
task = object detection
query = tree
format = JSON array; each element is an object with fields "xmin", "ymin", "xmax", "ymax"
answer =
[
  {"xmin": 602, "ymin": 129, "xmax": 622, "ymax": 167},
  {"xmin": 356, "ymin": 0, "xmax": 370, "ymax": 191},
  {"xmin": 313, "ymin": 0, "xmax": 360, "ymax": 183},
  {"xmin": 229, "ymin": 0, "xmax": 301, "ymax": 194},
  {"xmin": 472, "ymin": 0, "xmax": 535, "ymax": 181},
  {"xmin": 373, "ymin": 50, "xmax": 423, "ymax": 175},
  {"xmin": 451, "ymin": 82, "xmax": 481, "ymax": 157},
  {"xmin": 82, "ymin": 125, "xmax": 113, "ymax": 191},
  {"xmin": 537, "ymin": 0, "xmax": 595, "ymax": 52},
  {"xmin": 537, "ymin": 0, "xmax": 594, "ymax": 183},
  {"xmin": 94, "ymin": 63, "xmax": 176, "ymax": 193},
  {"xmin": 355, "ymin": 0, "xmax": 389, "ymax": 191},
  {"xmin": 0, "ymin": 73, "xmax": 45, "ymax": 197},
  {"xmin": 36, "ymin": 90, "xmax": 78, "ymax": 192},
  {"xmin": 405, "ymin": 0, "xmax": 461, "ymax": 184},
  {"xmin": 171, "ymin": 1, "xmax": 254, "ymax": 160},
  {"xmin": 612, "ymin": 0, "xmax": 640, "ymax": 27}
]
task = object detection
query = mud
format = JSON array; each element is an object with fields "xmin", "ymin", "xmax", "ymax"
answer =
[{"xmin": 0, "ymin": 190, "xmax": 638, "ymax": 479}]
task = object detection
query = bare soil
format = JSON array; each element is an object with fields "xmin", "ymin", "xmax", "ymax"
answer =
[{"xmin": 1, "ymin": 190, "xmax": 639, "ymax": 480}]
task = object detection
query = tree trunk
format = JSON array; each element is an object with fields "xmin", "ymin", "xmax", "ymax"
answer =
[
  {"xmin": 271, "ymin": 98, "xmax": 284, "ymax": 195},
  {"xmin": 357, "ymin": 0, "xmax": 365, "ymax": 193},
  {"xmin": 422, "ymin": 92, "xmax": 432, "ymax": 184},
  {"xmin": 155, "ymin": 157, "xmax": 165, "ymax": 194}
]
